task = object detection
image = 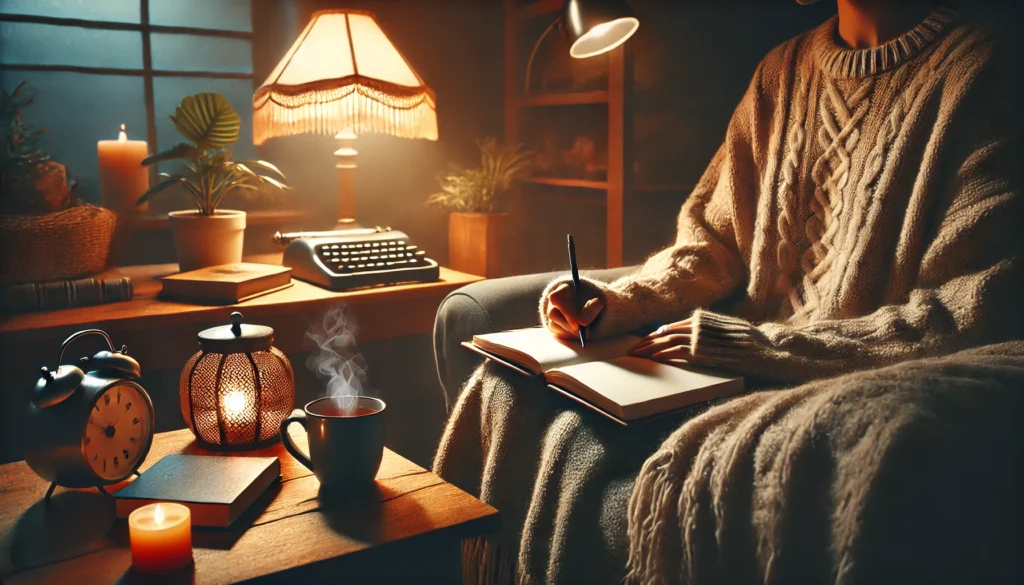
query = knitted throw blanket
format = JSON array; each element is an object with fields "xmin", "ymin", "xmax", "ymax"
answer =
[
  {"xmin": 435, "ymin": 343, "xmax": 1024, "ymax": 585},
  {"xmin": 626, "ymin": 341, "xmax": 1024, "ymax": 585}
]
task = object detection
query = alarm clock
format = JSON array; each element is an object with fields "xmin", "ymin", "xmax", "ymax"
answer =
[{"xmin": 24, "ymin": 329, "xmax": 155, "ymax": 500}]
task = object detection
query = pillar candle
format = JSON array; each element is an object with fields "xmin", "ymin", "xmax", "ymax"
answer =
[
  {"xmin": 97, "ymin": 124, "xmax": 149, "ymax": 214},
  {"xmin": 128, "ymin": 502, "xmax": 193, "ymax": 574}
]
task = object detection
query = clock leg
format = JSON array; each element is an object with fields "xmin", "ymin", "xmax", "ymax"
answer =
[{"xmin": 44, "ymin": 482, "xmax": 58, "ymax": 502}]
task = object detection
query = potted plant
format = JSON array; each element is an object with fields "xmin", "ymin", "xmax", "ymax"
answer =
[
  {"xmin": 428, "ymin": 138, "xmax": 532, "ymax": 277},
  {"xmin": 0, "ymin": 82, "xmax": 116, "ymax": 284},
  {"xmin": 138, "ymin": 92, "xmax": 288, "ymax": 272}
]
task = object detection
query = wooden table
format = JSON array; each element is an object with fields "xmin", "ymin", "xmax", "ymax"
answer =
[
  {"xmin": 0, "ymin": 255, "xmax": 482, "ymax": 462},
  {"xmin": 0, "ymin": 429, "xmax": 499, "ymax": 584}
]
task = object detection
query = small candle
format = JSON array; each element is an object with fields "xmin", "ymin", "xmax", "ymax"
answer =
[
  {"xmin": 128, "ymin": 502, "xmax": 193, "ymax": 574},
  {"xmin": 97, "ymin": 124, "xmax": 149, "ymax": 214}
]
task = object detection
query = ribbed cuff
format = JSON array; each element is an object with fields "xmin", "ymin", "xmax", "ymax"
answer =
[{"xmin": 690, "ymin": 309, "xmax": 771, "ymax": 372}]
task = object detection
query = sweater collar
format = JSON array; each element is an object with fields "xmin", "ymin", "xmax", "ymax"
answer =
[{"xmin": 811, "ymin": 6, "xmax": 959, "ymax": 78}]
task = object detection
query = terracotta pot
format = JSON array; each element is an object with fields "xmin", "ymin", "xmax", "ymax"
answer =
[
  {"xmin": 168, "ymin": 209, "xmax": 246, "ymax": 272},
  {"xmin": 448, "ymin": 212, "xmax": 507, "ymax": 278}
]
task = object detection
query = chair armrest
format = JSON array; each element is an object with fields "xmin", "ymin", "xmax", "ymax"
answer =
[{"xmin": 433, "ymin": 266, "xmax": 636, "ymax": 410}]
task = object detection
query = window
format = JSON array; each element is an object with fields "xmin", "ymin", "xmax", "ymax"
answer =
[{"xmin": 0, "ymin": 0, "xmax": 256, "ymax": 208}]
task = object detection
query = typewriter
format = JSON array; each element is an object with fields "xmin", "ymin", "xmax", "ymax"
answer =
[{"xmin": 275, "ymin": 227, "xmax": 439, "ymax": 290}]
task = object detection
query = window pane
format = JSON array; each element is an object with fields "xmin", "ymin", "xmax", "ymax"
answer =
[
  {"xmin": 0, "ymin": 71, "xmax": 148, "ymax": 206},
  {"xmin": 0, "ymin": 0, "xmax": 139, "ymax": 23},
  {"xmin": 1, "ymin": 22, "xmax": 143, "ymax": 69},
  {"xmin": 150, "ymin": 33, "xmax": 252, "ymax": 74},
  {"xmin": 149, "ymin": 0, "xmax": 252, "ymax": 33},
  {"xmin": 153, "ymin": 76, "xmax": 257, "ymax": 165}
]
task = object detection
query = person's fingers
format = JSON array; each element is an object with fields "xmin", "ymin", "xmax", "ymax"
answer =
[
  {"xmin": 647, "ymin": 346, "xmax": 696, "ymax": 364},
  {"xmin": 549, "ymin": 323, "xmax": 575, "ymax": 339},
  {"xmin": 629, "ymin": 333, "xmax": 691, "ymax": 356},
  {"xmin": 548, "ymin": 286, "xmax": 580, "ymax": 325},
  {"xmin": 650, "ymin": 345, "xmax": 693, "ymax": 361},
  {"xmin": 578, "ymin": 297, "xmax": 604, "ymax": 327},
  {"xmin": 547, "ymin": 305, "xmax": 575, "ymax": 333}
]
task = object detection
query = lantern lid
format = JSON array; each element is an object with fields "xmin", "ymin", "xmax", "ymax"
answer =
[{"xmin": 198, "ymin": 312, "xmax": 274, "ymax": 352}]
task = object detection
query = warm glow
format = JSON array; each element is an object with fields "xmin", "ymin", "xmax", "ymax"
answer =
[
  {"xmin": 153, "ymin": 503, "xmax": 165, "ymax": 525},
  {"xmin": 118, "ymin": 123, "xmax": 127, "ymax": 142},
  {"xmin": 569, "ymin": 17, "xmax": 640, "ymax": 59},
  {"xmin": 252, "ymin": 10, "xmax": 437, "ymax": 144},
  {"xmin": 223, "ymin": 390, "xmax": 247, "ymax": 418}
]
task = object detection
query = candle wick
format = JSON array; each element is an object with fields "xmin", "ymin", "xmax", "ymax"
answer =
[{"xmin": 118, "ymin": 124, "xmax": 127, "ymax": 142}]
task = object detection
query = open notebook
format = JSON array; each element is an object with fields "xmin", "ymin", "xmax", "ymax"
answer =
[{"xmin": 464, "ymin": 327, "xmax": 744, "ymax": 424}]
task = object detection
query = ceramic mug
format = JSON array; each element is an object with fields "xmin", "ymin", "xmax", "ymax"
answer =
[{"xmin": 280, "ymin": 396, "xmax": 386, "ymax": 490}]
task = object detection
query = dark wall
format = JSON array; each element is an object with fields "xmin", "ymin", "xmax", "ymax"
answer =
[{"xmin": 252, "ymin": 0, "xmax": 506, "ymax": 266}]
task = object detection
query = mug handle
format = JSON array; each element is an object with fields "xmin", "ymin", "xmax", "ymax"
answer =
[{"xmin": 280, "ymin": 412, "xmax": 314, "ymax": 472}]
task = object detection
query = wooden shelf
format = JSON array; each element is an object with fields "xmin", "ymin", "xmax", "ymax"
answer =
[
  {"xmin": 526, "ymin": 177, "xmax": 609, "ymax": 189},
  {"xmin": 519, "ymin": 90, "xmax": 609, "ymax": 107},
  {"xmin": 634, "ymin": 184, "xmax": 692, "ymax": 193},
  {"xmin": 121, "ymin": 209, "xmax": 309, "ymax": 231},
  {"xmin": 517, "ymin": 0, "xmax": 561, "ymax": 20}
]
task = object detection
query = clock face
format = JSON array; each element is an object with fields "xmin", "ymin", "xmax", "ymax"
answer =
[{"xmin": 84, "ymin": 383, "xmax": 153, "ymax": 481}]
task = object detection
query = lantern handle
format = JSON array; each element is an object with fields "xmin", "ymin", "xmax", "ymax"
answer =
[{"xmin": 57, "ymin": 329, "xmax": 115, "ymax": 366}]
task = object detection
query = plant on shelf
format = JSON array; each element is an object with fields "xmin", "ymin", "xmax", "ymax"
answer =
[
  {"xmin": 427, "ymin": 137, "xmax": 533, "ymax": 214},
  {"xmin": 0, "ymin": 81, "xmax": 77, "ymax": 215},
  {"xmin": 138, "ymin": 92, "xmax": 291, "ymax": 272},
  {"xmin": 428, "ymin": 138, "xmax": 532, "ymax": 278}
]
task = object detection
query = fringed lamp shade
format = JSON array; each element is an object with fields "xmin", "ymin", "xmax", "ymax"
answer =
[{"xmin": 252, "ymin": 9, "xmax": 438, "ymax": 145}]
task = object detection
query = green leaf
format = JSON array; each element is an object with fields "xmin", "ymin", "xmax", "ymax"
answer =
[
  {"xmin": 141, "ymin": 143, "xmax": 195, "ymax": 166},
  {"xmin": 170, "ymin": 93, "xmax": 240, "ymax": 151},
  {"xmin": 259, "ymin": 175, "xmax": 289, "ymax": 191},
  {"xmin": 136, "ymin": 175, "xmax": 183, "ymax": 205},
  {"xmin": 237, "ymin": 159, "xmax": 286, "ymax": 179}
]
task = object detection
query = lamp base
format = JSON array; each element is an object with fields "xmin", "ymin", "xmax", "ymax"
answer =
[{"xmin": 333, "ymin": 217, "xmax": 364, "ymax": 231}]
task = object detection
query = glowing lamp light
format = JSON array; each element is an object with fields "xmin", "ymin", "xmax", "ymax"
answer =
[
  {"xmin": 180, "ymin": 312, "xmax": 295, "ymax": 449},
  {"xmin": 564, "ymin": 0, "xmax": 639, "ymax": 58},
  {"xmin": 523, "ymin": 0, "xmax": 640, "ymax": 93}
]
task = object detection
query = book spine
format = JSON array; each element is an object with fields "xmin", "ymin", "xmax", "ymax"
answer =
[{"xmin": 1, "ymin": 277, "xmax": 133, "ymax": 312}]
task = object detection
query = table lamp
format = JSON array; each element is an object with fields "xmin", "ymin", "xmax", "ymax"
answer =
[
  {"xmin": 525, "ymin": 0, "xmax": 640, "ymax": 92},
  {"xmin": 253, "ymin": 10, "xmax": 437, "ymax": 228}
]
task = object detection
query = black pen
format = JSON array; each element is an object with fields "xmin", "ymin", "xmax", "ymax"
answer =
[{"xmin": 567, "ymin": 234, "xmax": 586, "ymax": 347}]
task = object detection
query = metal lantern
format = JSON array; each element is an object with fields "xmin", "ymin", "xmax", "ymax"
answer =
[{"xmin": 180, "ymin": 312, "xmax": 295, "ymax": 448}]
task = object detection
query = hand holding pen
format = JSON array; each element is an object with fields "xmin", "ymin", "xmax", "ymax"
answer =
[{"xmin": 543, "ymin": 235, "xmax": 604, "ymax": 343}]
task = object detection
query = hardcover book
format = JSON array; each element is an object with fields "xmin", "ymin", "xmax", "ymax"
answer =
[
  {"xmin": 159, "ymin": 263, "xmax": 292, "ymax": 304},
  {"xmin": 465, "ymin": 327, "xmax": 744, "ymax": 424},
  {"xmin": 115, "ymin": 455, "xmax": 281, "ymax": 527}
]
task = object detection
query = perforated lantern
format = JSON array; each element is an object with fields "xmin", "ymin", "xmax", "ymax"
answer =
[{"xmin": 180, "ymin": 312, "xmax": 295, "ymax": 448}]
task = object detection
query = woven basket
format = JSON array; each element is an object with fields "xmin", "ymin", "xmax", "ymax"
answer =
[{"xmin": 0, "ymin": 204, "xmax": 117, "ymax": 284}]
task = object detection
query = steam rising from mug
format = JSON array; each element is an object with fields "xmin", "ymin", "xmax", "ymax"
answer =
[{"xmin": 305, "ymin": 307, "xmax": 368, "ymax": 415}]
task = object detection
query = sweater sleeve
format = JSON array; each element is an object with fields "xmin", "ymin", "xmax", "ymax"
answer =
[
  {"xmin": 539, "ymin": 66, "xmax": 767, "ymax": 339},
  {"xmin": 687, "ymin": 66, "xmax": 1023, "ymax": 384}
]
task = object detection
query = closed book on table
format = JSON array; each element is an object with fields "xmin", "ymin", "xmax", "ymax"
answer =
[
  {"xmin": 115, "ymin": 455, "xmax": 280, "ymax": 527},
  {"xmin": 159, "ymin": 263, "xmax": 292, "ymax": 304}
]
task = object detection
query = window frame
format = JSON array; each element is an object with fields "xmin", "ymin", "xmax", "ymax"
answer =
[{"xmin": 0, "ymin": 0, "xmax": 256, "ymax": 183}]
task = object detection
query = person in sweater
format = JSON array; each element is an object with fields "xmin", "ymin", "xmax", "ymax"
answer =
[
  {"xmin": 435, "ymin": 2, "xmax": 1022, "ymax": 583},
  {"xmin": 543, "ymin": 0, "xmax": 1020, "ymax": 384}
]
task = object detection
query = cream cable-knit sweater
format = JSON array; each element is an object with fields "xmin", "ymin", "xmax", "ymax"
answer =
[{"xmin": 541, "ymin": 7, "xmax": 1022, "ymax": 384}]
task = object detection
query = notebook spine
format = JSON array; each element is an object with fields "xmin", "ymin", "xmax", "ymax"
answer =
[{"xmin": 1, "ymin": 277, "xmax": 134, "ymax": 312}]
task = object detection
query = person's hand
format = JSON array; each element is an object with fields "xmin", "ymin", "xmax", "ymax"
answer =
[
  {"xmin": 628, "ymin": 318, "xmax": 693, "ymax": 362},
  {"xmin": 545, "ymin": 281, "xmax": 604, "ymax": 340}
]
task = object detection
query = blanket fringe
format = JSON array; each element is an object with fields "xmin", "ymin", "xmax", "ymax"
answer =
[{"xmin": 463, "ymin": 537, "xmax": 517, "ymax": 585}]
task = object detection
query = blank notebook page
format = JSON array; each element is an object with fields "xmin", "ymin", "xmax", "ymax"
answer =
[
  {"xmin": 474, "ymin": 327, "xmax": 640, "ymax": 371},
  {"xmin": 551, "ymin": 356, "xmax": 743, "ymax": 418}
]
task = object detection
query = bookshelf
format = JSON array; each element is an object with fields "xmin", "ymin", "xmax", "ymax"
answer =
[{"xmin": 504, "ymin": 0, "xmax": 634, "ymax": 269}]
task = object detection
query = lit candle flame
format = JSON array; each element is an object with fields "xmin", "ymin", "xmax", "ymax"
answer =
[
  {"xmin": 118, "ymin": 123, "xmax": 127, "ymax": 142},
  {"xmin": 154, "ymin": 503, "xmax": 165, "ymax": 525},
  {"xmin": 223, "ymin": 390, "xmax": 247, "ymax": 418}
]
